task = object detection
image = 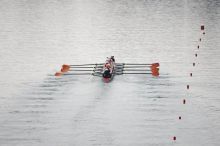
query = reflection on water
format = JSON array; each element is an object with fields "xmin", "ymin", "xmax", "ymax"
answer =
[{"xmin": 0, "ymin": 0, "xmax": 220, "ymax": 145}]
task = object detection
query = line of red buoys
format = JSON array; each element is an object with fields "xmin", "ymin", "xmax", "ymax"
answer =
[{"xmin": 173, "ymin": 25, "xmax": 205, "ymax": 142}]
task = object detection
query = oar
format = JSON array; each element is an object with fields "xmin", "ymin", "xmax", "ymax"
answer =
[
  {"xmin": 117, "ymin": 63, "xmax": 159, "ymax": 66},
  {"xmin": 55, "ymin": 72, "xmax": 92, "ymax": 76},
  {"xmin": 55, "ymin": 72, "xmax": 63, "ymax": 76},
  {"xmin": 123, "ymin": 63, "xmax": 152, "ymax": 65},
  {"xmin": 117, "ymin": 63, "xmax": 159, "ymax": 68},
  {"xmin": 62, "ymin": 72, "xmax": 103, "ymax": 76},
  {"xmin": 68, "ymin": 69, "xmax": 96, "ymax": 71},
  {"xmin": 120, "ymin": 66, "xmax": 152, "ymax": 68},
  {"xmin": 116, "ymin": 72, "xmax": 159, "ymax": 76},
  {"xmin": 66, "ymin": 69, "xmax": 103, "ymax": 72},
  {"xmin": 117, "ymin": 73, "xmax": 152, "ymax": 75},
  {"xmin": 117, "ymin": 69, "xmax": 158, "ymax": 71},
  {"xmin": 151, "ymin": 66, "xmax": 159, "ymax": 71},
  {"xmin": 150, "ymin": 66, "xmax": 159, "ymax": 76},
  {"xmin": 69, "ymin": 63, "xmax": 103, "ymax": 66},
  {"xmin": 55, "ymin": 72, "xmax": 103, "ymax": 76},
  {"xmin": 116, "ymin": 66, "xmax": 159, "ymax": 76},
  {"xmin": 65, "ymin": 66, "xmax": 103, "ymax": 68},
  {"xmin": 61, "ymin": 64, "xmax": 71, "ymax": 72},
  {"xmin": 62, "ymin": 73, "xmax": 94, "ymax": 75},
  {"xmin": 61, "ymin": 64, "xmax": 104, "ymax": 73}
]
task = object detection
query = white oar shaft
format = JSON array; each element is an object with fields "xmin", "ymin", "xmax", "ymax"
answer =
[
  {"xmin": 68, "ymin": 66, "xmax": 103, "ymax": 68},
  {"xmin": 120, "ymin": 66, "xmax": 151, "ymax": 68},
  {"xmin": 116, "ymin": 63, "xmax": 152, "ymax": 65},
  {"xmin": 63, "ymin": 73, "xmax": 103, "ymax": 76},
  {"xmin": 69, "ymin": 63, "xmax": 103, "ymax": 66},
  {"xmin": 69, "ymin": 69, "xmax": 95, "ymax": 71},
  {"xmin": 117, "ymin": 69, "xmax": 151, "ymax": 71},
  {"xmin": 63, "ymin": 73, "xmax": 92, "ymax": 75},
  {"xmin": 117, "ymin": 73, "xmax": 152, "ymax": 75}
]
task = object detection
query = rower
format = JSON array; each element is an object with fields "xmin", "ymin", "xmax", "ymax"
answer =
[{"xmin": 103, "ymin": 70, "xmax": 111, "ymax": 78}]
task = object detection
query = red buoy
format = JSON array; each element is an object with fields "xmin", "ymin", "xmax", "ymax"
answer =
[
  {"xmin": 187, "ymin": 85, "xmax": 189, "ymax": 89},
  {"xmin": 201, "ymin": 25, "xmax": 205, "ymax": 30},
  {"xmin": 173, "ymin": 136, "xmax": 176, "ymax": 141},
  {"xmin": 183, "ymin": 99, "xmax": 186, "ymax": 104}
]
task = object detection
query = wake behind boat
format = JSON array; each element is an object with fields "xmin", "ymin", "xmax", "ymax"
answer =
[{"xmin": 55, "ymin": 56, "xmax": 159, "ymax": 82}]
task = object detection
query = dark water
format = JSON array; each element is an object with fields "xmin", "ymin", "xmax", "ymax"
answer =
[{"xmin": 0, "ymin": 0, "xmax": 220, "ymax": 145}]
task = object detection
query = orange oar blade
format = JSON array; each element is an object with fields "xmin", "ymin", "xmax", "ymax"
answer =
[
  {"xmin": 55, "ymin": 72, "xmax": 63, "ymax": 76},
  {"xmin": 62, "ymin": 64, "xmax": 70, "ymax": 69},
  {"xmin": 152, "ymin": 71, "xmax": 159, "ymax": 76},
  {"xmin": 151, "ymin": 66, "xmax": 159, "ymax": 76},
  {"xmin": 61, "ymin": 64, "xmax": 70, "ymax": 72},
  {"xmin": 151, "ymin": 67, "xmax": 159, "ymax": 72},
  {"xmin": 151, "ymin": 63, "xmax": 159, "ymax": 68},
  {"xmin": 61, "ymin": 68, "xmax": 69, "ymax": 73}
]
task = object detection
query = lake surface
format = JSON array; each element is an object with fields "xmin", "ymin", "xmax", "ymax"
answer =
[{"xmin": 0, "ymin": 0, "xmax": 220, "ymax": 145}]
